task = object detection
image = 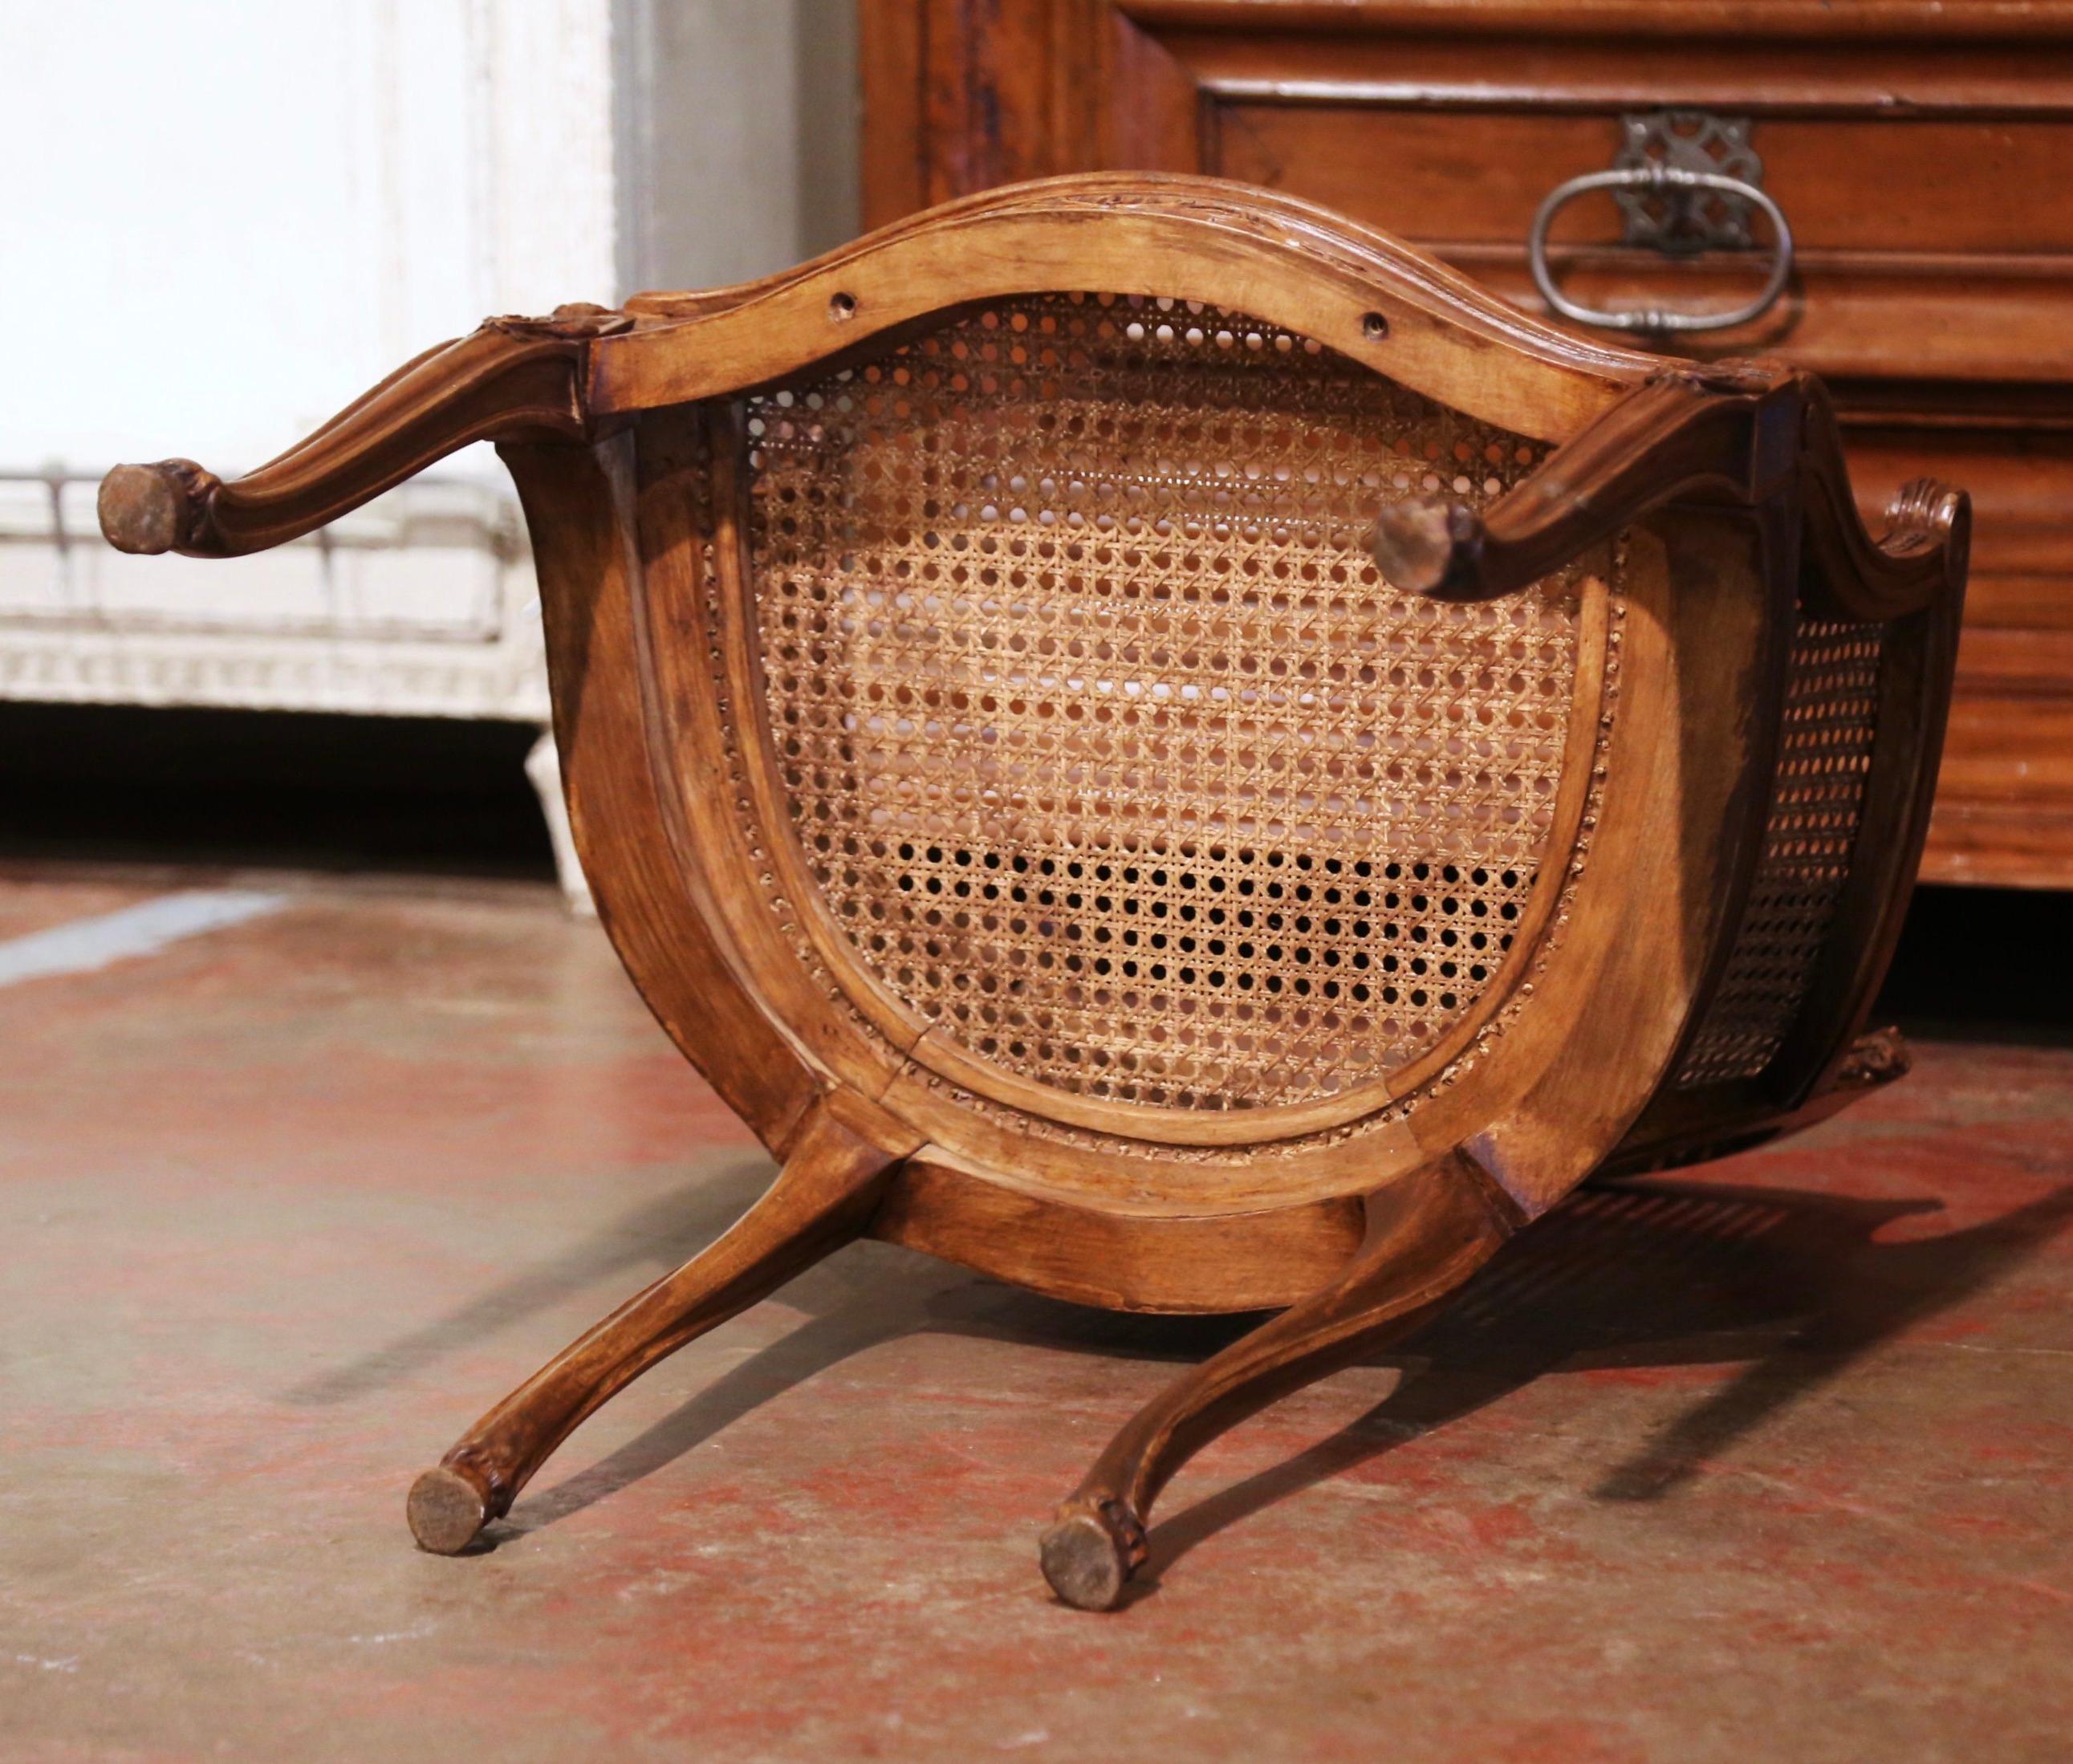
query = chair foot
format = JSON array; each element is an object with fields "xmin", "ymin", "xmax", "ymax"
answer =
[
  {"xmin": 1039, "ymin": 1499, "xmax": 1147, "ymax": 1612},
  {"xmin": 404, "ymin": 1095, "xmax": 907, "ymax": 1553},
  {"xmin": 407, "ymin": 1464, "xmax": 491, "ymax": 1555},
  {"xmin": 1040, "ymin": 1152, "xmax": 1511, "ymax": 1607}
]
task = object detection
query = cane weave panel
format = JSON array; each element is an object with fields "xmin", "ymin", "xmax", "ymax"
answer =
[
  {"xmin": 1677, "ymin": 616, "xmax": 1885, "ymax": 1088},
  {"xmin": 743, "ymin": 294, "xmax": 1593, "ymax": 1112}
]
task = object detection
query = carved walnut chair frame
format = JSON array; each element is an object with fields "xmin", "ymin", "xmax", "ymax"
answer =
[{"xmin": 101, "ymin": 175, "xmax": 1967, "ymax": 1610}]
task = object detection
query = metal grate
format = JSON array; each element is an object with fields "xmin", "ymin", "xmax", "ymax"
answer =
[{"xmin": 744, "ymin": 294, "xmax": 1597, "ymax": 1111}]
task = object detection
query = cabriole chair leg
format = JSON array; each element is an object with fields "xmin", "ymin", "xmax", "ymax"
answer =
[
  {"xmin": 406, "ymin": 1099, "xmax": 904, "ymax": 1554},
  {"xmin": 1039, "ymin": 1156, "xmax": 1514, "ymax": 1611}
]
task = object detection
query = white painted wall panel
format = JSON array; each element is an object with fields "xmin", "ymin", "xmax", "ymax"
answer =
[
  {"xmin": 0, "ymin": 0, "xmax": 616, "ymax": 478},
  {"xmin": 0, "ymin": 0, "xmax": 854, "ymax": 903}
]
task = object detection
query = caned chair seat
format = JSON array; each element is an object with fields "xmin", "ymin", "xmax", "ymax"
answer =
[{"xmin": 101, "ymin": 175, "xmax": 1967, "ymax": 1609}]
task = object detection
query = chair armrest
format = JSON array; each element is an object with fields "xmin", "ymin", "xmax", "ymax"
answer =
[
  {"xmin": 96, "ymin": 305, "xmax": 626, "ymax": 559},
  {"xmin": 1370, "ymin": 364, "xmax": 1969, "ymax": 623}
]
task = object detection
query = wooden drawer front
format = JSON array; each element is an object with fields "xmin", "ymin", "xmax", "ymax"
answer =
[
  {"xmin": 1211, "ymin": 103, "xmax": 2073, "ymax": 382},
  {"xmin": 864, "ymin": 5, "xmax": 2073, "ymax": 386},
  {"xmin": 1218, "ymin": 109, "xmax": 2073, "ymax": 260}
]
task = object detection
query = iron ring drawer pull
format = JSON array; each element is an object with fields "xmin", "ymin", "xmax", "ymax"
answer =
[{"xmin": 1527, "ymin": 165, "xmax": 1795, "ymax": 335}]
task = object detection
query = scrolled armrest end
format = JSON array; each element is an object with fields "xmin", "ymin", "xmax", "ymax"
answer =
[
  {"xmin": 1884, "ymin": 478, "xmax": 1972, "ymax": 596},
  {"xmin": 99, "ymin": 459, "xmax": 221, "ymax": 556},
  {"xmin": 1370, "ymin": 497, "xmax": 1490, "ymax": 601}
]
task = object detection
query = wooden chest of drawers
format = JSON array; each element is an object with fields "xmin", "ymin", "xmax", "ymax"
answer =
[{"xmin": 860, "ymin": 0, "xmax": 2073, "ymax": 885}]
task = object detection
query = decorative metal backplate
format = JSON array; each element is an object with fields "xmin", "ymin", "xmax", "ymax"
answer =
[{"xmin": 1613, "ymin": 111, "xmax": 1763, "ymax": 254}]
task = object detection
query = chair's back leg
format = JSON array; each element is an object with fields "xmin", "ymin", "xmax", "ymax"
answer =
[
  {"xmin": 1039, "ymin": 1153, "xmax": 1514, "ymax": 1611},
  {"xmin": 405, "ymin": 1095, "xmax": 908, "ymax": 1554}
]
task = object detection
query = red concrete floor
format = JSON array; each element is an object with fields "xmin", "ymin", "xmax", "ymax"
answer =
[{"xmin": 2, "ymin": 864, "xmax": 2069, "ymax": 1762}]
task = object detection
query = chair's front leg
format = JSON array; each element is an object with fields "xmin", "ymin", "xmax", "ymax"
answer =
[
  {"xmin": 1039, "ymin": 1153, "xmax": 1514, "ymax": 1611},
  {"xmin": 406, "ymin": 1094, "xmax": 909, "ymax": 1555}
]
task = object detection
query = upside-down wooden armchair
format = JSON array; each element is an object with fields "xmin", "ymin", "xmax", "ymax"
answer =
[{"xmin": 100, "ymin": 175, "xmax": 1967, "ymax": 1610}]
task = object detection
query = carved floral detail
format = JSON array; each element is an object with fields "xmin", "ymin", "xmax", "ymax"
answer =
[{"xmin": 484, "ymin": 302, "xmax": 634, "ymax": 341}]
